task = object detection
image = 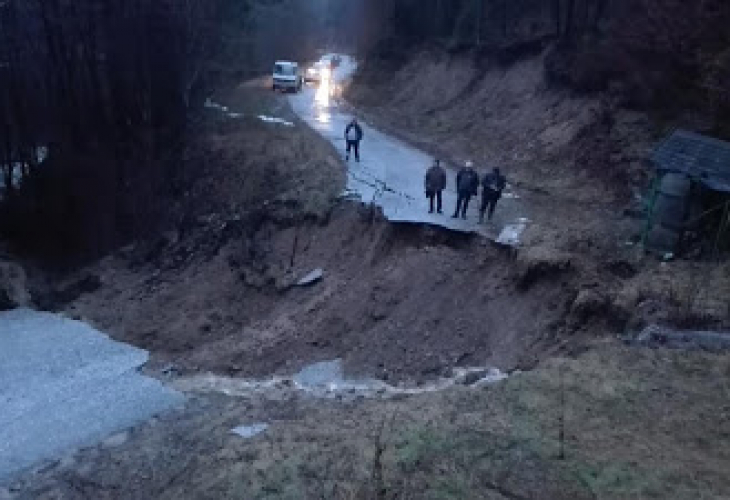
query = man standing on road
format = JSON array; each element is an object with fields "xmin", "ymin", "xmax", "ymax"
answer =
[
  {"xmin": 345, "ymin": 118, "xmax": 363, "ymax": 162},
  {"xmin": 424, "ymin": 159, "xmax": 447, "ymax": 214},
  {"xmin": 452, "ymin": 161, "xmax": 479, "ymax": 219},
  {"xmin": 479, "ymin": 167, "xmax": 507, "ymax": 223}
]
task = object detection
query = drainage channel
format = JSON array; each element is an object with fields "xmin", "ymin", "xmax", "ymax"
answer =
[{"xmin": 172, "ymin": 359, "xmax": 507, "ymax": 402}]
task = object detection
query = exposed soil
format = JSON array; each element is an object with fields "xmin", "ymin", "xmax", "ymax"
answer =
[
  {"xmin": 39, "ymin": 76, "xmax": 582, "ymax": 385},
  {"xmin": 63, "ymin": 202, "xmax": 574, "ymax": 383},
  {"xmin": 346, "ymin": 48, "xmax": 730, "ymax": 331},
  {"xmin": 346, "ymin": 50, "xmax": 655, "ymax": 254},
  {"xmin": 5, "ymin": 53, "xmax": 730, "ymax": 499},
  {"xmin": 36, "ymin": 57, "xmax": 729, "ymax": 387},
  {"xmin": 348, "ymin": 50, "xmax": 654, "ymax": 204}
]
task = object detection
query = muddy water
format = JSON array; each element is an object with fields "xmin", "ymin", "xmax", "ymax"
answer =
[{"xmin": 173, "ymin": 359, "xmax": 507, "ymax": 402}]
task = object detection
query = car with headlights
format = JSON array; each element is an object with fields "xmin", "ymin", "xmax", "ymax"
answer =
[
  {"xmin": 272, "ymin": 61, "xmax": 302, "ymax": 92},
  {"xmin": 305, "ymin": 61, "xmax": 326, "ymax": 84}
]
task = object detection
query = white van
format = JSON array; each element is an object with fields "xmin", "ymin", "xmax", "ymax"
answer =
[{"xmin": 272, "ymin": 61, "xmax": 302, "ymax": 93}]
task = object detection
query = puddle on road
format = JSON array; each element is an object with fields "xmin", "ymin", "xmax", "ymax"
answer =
[
  {"xmin": 316, "ymin": 112, "xmax": 331, "ymax": 124},
  {"xmin": 173, "ymin": 360, "xmax": 507, "ymax": 402}
]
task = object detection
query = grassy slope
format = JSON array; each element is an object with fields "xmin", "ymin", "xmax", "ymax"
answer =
[{"xmin": 11, "ymin": 344, "xmax": 730, "ymax": 499}]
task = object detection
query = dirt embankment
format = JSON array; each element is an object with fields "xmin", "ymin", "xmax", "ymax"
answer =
[
  {"xmin": 37, "ymin": 78, "xmax": 591, "ymax": 384},
  {"xmin": 62, "ymin": 195, "xmax": 726, "ymax": 384},
  {"xmin": 38, "ymin": 67, "xmax": 728, "ymax": 386},
  {"xmin": 345, "ymin": 49, "xmax": 658, "ymax": 257},
  {"xmin": 347, "ymin": 49, "xmax": 654, "ymax": 206},
  {"xmin": 346, "ymin": 48, "xmax": 730, "ymax": 331},
  {"xmin": 63, "ymin": 203, "xmax": 566, "ymax": 382},
  {"xmin": 5, "ymin": 66, "xmax": 730, "ymax": 500},
  {"xmin": 39, "ymin": 74, "xmax": 634, "ymax": 384}
]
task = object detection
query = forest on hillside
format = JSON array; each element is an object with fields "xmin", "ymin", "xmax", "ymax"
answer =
[
  {"xmin": 1, "ymin": 0, "xmax": 728, "ymax": 265},
  {"xmin": 365, "ymin": 0, "xmax": 730, "ymax": 115},
  {"xmin": 0, "ymin": 0, "xmax": 341, "ymax": 264}
]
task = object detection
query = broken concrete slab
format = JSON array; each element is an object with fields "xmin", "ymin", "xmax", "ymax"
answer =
[
  {"xmin": 0, "ymin": 309, "xmax": 184, "ymax": 482},
  {"xmin": 496, "ymin": 218, "xmax": 529, "ymax": 246}
]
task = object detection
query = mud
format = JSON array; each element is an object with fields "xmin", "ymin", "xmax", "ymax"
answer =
[
  {"xmin": 65, "ymin": 202, "xmax": 581, "ymax": 384},
  {"xmin": 5, "ymin": 54, "xmax": 728, "ymax": 500}
]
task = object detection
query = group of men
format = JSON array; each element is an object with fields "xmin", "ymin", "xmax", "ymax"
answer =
[
  {"xmin": 343, "ymin": 118, "xmax": 507, "ymax": 223},
  {"xmin": 425, "ymin": 159, "xmax": 506, "ymax": 223}
]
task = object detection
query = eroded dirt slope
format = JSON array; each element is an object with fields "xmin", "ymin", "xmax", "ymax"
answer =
[
  {"xmin": 347, "ymin": 48, "xmax": 730, "ymax": 332},
  {"xmin": 348, "ymin": 49, "xmax": 653, "ymax": 205},
  {"xmin": 65, "ymin": 204, "xmax": 577, "ymax": 382},
  {"xmin": 54, "ymin": 72, "xmax": 729, "ymax": 386}
]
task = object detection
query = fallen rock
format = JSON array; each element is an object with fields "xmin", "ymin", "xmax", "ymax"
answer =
[{"xmin": 571, "ymin": 288, "xmax": 608, "ymax": 319}]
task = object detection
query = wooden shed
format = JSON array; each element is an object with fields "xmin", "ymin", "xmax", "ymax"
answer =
[{"xmin": 644, "ymin": 130, "xmax": 730, "ymax": 255}]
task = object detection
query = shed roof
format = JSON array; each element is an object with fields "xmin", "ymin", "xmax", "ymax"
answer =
[{"xmin": 652, "ymin": 130, "xmax": 730, "ymax": 193}]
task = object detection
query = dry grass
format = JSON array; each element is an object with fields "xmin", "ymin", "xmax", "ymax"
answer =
[
  {"xmin": 12, "ymin": 343, "xmax": 730, "ymax": 500},
  {"xmin": 617, "ymin": 260, "xmax": 730, "ymax": 329}
]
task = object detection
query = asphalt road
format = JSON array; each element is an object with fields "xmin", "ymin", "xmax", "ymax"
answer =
[
  {"xmin": 0, "ymin": 309, "xmax": 183, "ymax": 482},
  {"xmin": 290, "ymin": 55, "xmax": 528, "ymax": 245}
]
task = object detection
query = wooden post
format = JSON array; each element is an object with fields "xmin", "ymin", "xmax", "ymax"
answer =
[
  {"xmin": 642, "ymin": 174, "xmax": 661, "ymax": 251},
  {"xmin": 714, "ymin": 200, "xmax": 730, "ymax": 260}
]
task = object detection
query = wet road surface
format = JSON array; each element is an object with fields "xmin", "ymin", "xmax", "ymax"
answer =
[
  {"xmin": 0, "ymin": 309, "xmax": 183, "ymax": 482},
  {"xmin": 289, "ymin": 55, "xmax": 528, "ymax": 244}
]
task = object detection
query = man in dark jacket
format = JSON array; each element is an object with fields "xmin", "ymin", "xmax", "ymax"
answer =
[
  {"xmin": 452, "ymin": 161, "xmax": 479, "ymax": 219},
  {"xmin": 344, "ymin": 118, "xmax": 363, "ymax": 162},
  {"xmin": 479, "ymin": 167, "xmax": 507, "ymax": 223},
  {"xmin": 424, "ymin": 159, "xmax": 447, "ymax": 214}
]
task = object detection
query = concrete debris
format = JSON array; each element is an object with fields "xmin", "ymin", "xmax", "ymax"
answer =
[
  {"xmin": 231, "ymin": 423, "xmax": 269, "ymax": 439},
  {"xmin": 296, "ymin": 268, "xmax": 324, "ymax": 287},
  {"xmin": 496, "ymin": 221, "xmax": 527, "ymax": 246}
]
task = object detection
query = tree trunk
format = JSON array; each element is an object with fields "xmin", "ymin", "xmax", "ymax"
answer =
[
  {"xmin": 593, "ymin": 0, "xmax": 607, "ymax": 31},
  {"xmin": 476, "ymin": 0, "xmax": 484, "ymax": 46},
  {"xmin": 502, "ymin": 0, "xmax": 508, "ymax": 39},
  {"xmin": 565, "ymin": 0, "xmax": 575, "ymax": 39}
]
